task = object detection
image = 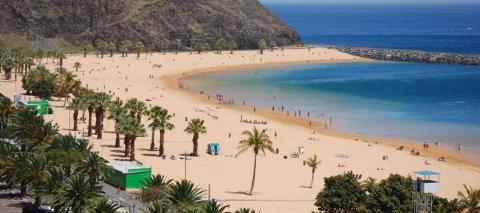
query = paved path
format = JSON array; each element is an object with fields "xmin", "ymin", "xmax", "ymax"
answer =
[{"xmin": 102, "ymin": 182, "xmax": 146, "ymax": 213}]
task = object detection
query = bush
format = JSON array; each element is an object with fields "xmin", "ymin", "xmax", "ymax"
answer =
[{"xmin": 23, "ymin": 65, "xmax": 56, "ymax": 99}]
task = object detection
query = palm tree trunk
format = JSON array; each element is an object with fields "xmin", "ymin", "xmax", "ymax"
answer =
[
  {"xmin": 34, "ymin": 196, "xmax": 42, "ymax": 208},
  {"xmin": 63, "ymin": 95, "xmax": 68, "ymax": 106},
  {"xmin": 87, "ymin": 107, "xmax": 93, "ymax": 136},
  {"xmin": 310, "ymin": 169, "xmax": 315, "ymax": 188},
  {"xmin": 96, "ymin": 109, "xmax": 104, "ymax": 139},
  {"xmin": 95, "ymin": 111, "xmax": 100, "ymax": 135},
  {"xmin": 115, "ymin": 120, "xmax": 120, "ymax": 147},
  {"xmin": 159, "ymin": 130, "xmax": 165, "ymax": 156},
  {"xmin": 192, "ymin": 133, "xmax": 199, "ymax": 156},
  {"xmin": 130, "ymin": 137, "xmax": 136, "ymax": 161},
  {"xmin": 73, "ymin": 110, "xmax": 78, "ymax": 130},
  {"xmin": 124, "ymin": 135, "xmax": 130, "ymax": 156},
  {"xmin": 150, "ymin": 129, "xmax": 155, "ymax": 151},
  {"xmin": 115, "ymin": 132, "xmax": 120, "ymax": 147},
  {"xmin": 20, "ymin": 181, "xmax": 26, "ymax": 196},
  {"xmin": 249, "ymin": 152, "xmax": 258, "ymax": 195}
]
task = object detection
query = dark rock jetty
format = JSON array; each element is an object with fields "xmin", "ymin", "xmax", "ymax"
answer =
[{"xmin": 330, "ymin": 46, "xmax": 480, "ymax": 66}]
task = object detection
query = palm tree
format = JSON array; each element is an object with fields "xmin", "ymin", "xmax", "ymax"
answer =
[
  {"xmin": 173, "ymin": 39, "xmax": 182, "ymax": 55},
  {"xmin": 203, "ymin": 200, "xmax": 229, "ymax": 213},
  {"xmin": 53, "ymin": 174, "xmax": 103, "ymax": 213},
  {"xmin": 167, "ymin": 179, "xmax": 205, "ymax": 212},
  {"xmin": 215, "ymin": 38, "xmax": 227, "ymax": 54},
  {"xmin": 92, "ymin": 198, "xmax": 121, "ymax": 213},
  {"xmin": 236, "ymin": 127, "xmax": 274, "ymax": 195},
  {"xmin": 158, "ymin": 38, "xmax": 170, "ymax": 55},
  {"xmin": 258, "ymin": 39, "xmax": 267, "ymax": 55},
  {"xmin": 148, "ymin": 106, "xmax": 175, "ymax": 154},
  {"xmin": 37, "ymin": 166, "xmax": 65, "ymax": 212},
  {"xmin": 148, "ymin": 106, "xmax": 162, "ymax": 151},
  {"xmin": 234, "ymin": 208, "xmax": 256, "ymax": 213},
  {"xmin": 74, "ymin": 62, "xmax": 81, "ymax": 72},
  {"xmin": 125, "ymin": 98, "xmax": 148, "ymax": 122},
  {"xmin": 1, "ymin": 56, "xmax": 15, "ymax": 80},
  {"xmin": 121, "ymin": 40, "xmax": 132, "ymax": 57},
  {"xmin": 107, "ymin": 99, "xmax": 125, "ymax": 147},
  {"xmin": 92, "ymin": 92, "xmax": 112, "ymax": 139},
  {"xmin": 77, "ymin": 152, "xmax": 112, "ymax": 185},
  {"xmin": 67, "ymin": 98, "xmax": 85, "ymax": 131},
  {"xmin": 47, "ymin": 135, "xmax": 86, "ymax": 176},
  {"xmin": 80, "ymin": 89, "xmax": 96, "ymax": 136},
  {"xmin": 202, "ymin": 43, "xmax": 211, "ymax": 53},
  {"xmin": 96, "ymin": 39, "xmax": 107, "ymax": 58},
  {"xmin": 108, "ymin": 41, "xmax": 116, "ymax": 57},
  {"xmin": 5, "ymin": 107, "xmax": 59, "ymax": 151},
  {"xmin": 458, "ymin": 184, "xmax": 480, "ymax": 213},
  {"xmin": 0, "ymin": 96, "xmax": 13, "ymax": 130},
  {"xmin": 57, "ymin": 51, "xmax": 66, "ymax": 68},
  {"xmin": 269, "ymin": 40, "xmax": 277, "ymax": 52},
  {"xmin": 82, "ymin": 41, "xmax": 90, "ymax": 58},
  {"xmin": 139, "ymin": 174, "xmax": 173, "ymax": 203},
  {"xmin": 228, "ymin": 41, "xmax": 238, "ymax": 54},
  {"xmin": 184, "ymin": 118, "xmax": 207, "ymax": 156},
  {"xmin": 117, "ymin": 115, "xmax": 146, "ymax": 160},
  {"xmin": 135, "ymin": 41, "xmax": 145, "ymax": 58},
  {"xmin": 54, "ymin": 68, "xmax": 80, "ymax": 105},
  {"xmin": 157, "ymin": 108, "xmax": 175, "ymax": 156},
  {"xmin": 19, "ymin": 154, "xmax": 49, "ymax": 207},
  {"xmin": 145, "ymin": 200, "xmax": 172, "ymax": 213},
  {"xmin": 306, "ymin": 154, "xmax": 321, "ymax": 188}
]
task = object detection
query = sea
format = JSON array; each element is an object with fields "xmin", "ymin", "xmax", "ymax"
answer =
[
  {"xmin": 182, "ymin": 3, "xmax": 480, "ymax": 159},
  {"xmin": 266, "ymin": 3, "xmax": 480, "ymax": 55}
]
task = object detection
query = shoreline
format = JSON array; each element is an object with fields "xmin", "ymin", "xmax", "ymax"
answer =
[
  {"xmin": 3, "ymin": 47, "xmax": 479, "ymax": 210},
  {"xmin": 164, "ymin": 58, "xmax": 480, "ymax": 170}
]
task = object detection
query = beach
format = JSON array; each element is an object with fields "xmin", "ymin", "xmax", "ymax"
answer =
[{"xmin": 2, "ymin": 47, "xmax": 480, "ymax": 212}]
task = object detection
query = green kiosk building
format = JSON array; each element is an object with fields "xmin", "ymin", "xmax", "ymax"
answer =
[
  {"xmin": 18, "ymin": 100, "xmax": 53, "ymax": 115},
  {"xmin": 107, "ymin": 161, "xmax": 152, "ymax": 190}
]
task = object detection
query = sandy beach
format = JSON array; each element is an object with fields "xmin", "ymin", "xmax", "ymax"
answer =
[{"xmin": 2, "ymin": 47, "xmax": 480, "ymax": 212}]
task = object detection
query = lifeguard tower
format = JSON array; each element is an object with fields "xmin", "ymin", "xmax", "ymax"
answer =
[{"xmin": 412, "ymin": 170, "xmax": 440, "ymax": 213}]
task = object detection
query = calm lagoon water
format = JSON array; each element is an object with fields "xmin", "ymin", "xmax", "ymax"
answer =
[{"xmin": 181, "ymin": 62, "xmax": 480, "ymax": 156}]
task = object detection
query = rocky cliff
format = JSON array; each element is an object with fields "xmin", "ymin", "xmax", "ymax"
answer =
[
  {"xmin": 0, "ymin": 0, "xmax": 300, "ymax": 50},
  {"xmin": 331, "ymin": 47, "xmax": 480, "ymax": 66}
]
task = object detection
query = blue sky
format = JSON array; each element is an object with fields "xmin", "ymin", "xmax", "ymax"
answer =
[{"xmin": 260, "ymin": 0, "xmax": 480, "ymax": 4}]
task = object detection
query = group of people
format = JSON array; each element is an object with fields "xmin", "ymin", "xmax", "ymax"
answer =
[{"xmin": 241, "ymin": 119, "xmax": 268, "ymax": 125}]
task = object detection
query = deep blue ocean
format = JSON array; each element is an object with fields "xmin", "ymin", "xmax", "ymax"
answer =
[{"xmin": 266, "ymin": 4, "xmax": 480, "ymax": 54}]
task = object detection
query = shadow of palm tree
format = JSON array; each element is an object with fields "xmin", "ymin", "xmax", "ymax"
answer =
[{"xmin": 225, "ymin": 190, "xmax": 251, "ymax": 195}]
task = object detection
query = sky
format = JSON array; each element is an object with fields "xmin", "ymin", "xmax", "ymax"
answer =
[{"xmin": 260, "ymin": 0, "xmax": 480, "ymax": 4}]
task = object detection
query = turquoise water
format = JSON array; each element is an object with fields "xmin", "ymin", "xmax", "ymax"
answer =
[{"xmin": 181, "ymin": 62, "xmax": 480, "ymax": 156}]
